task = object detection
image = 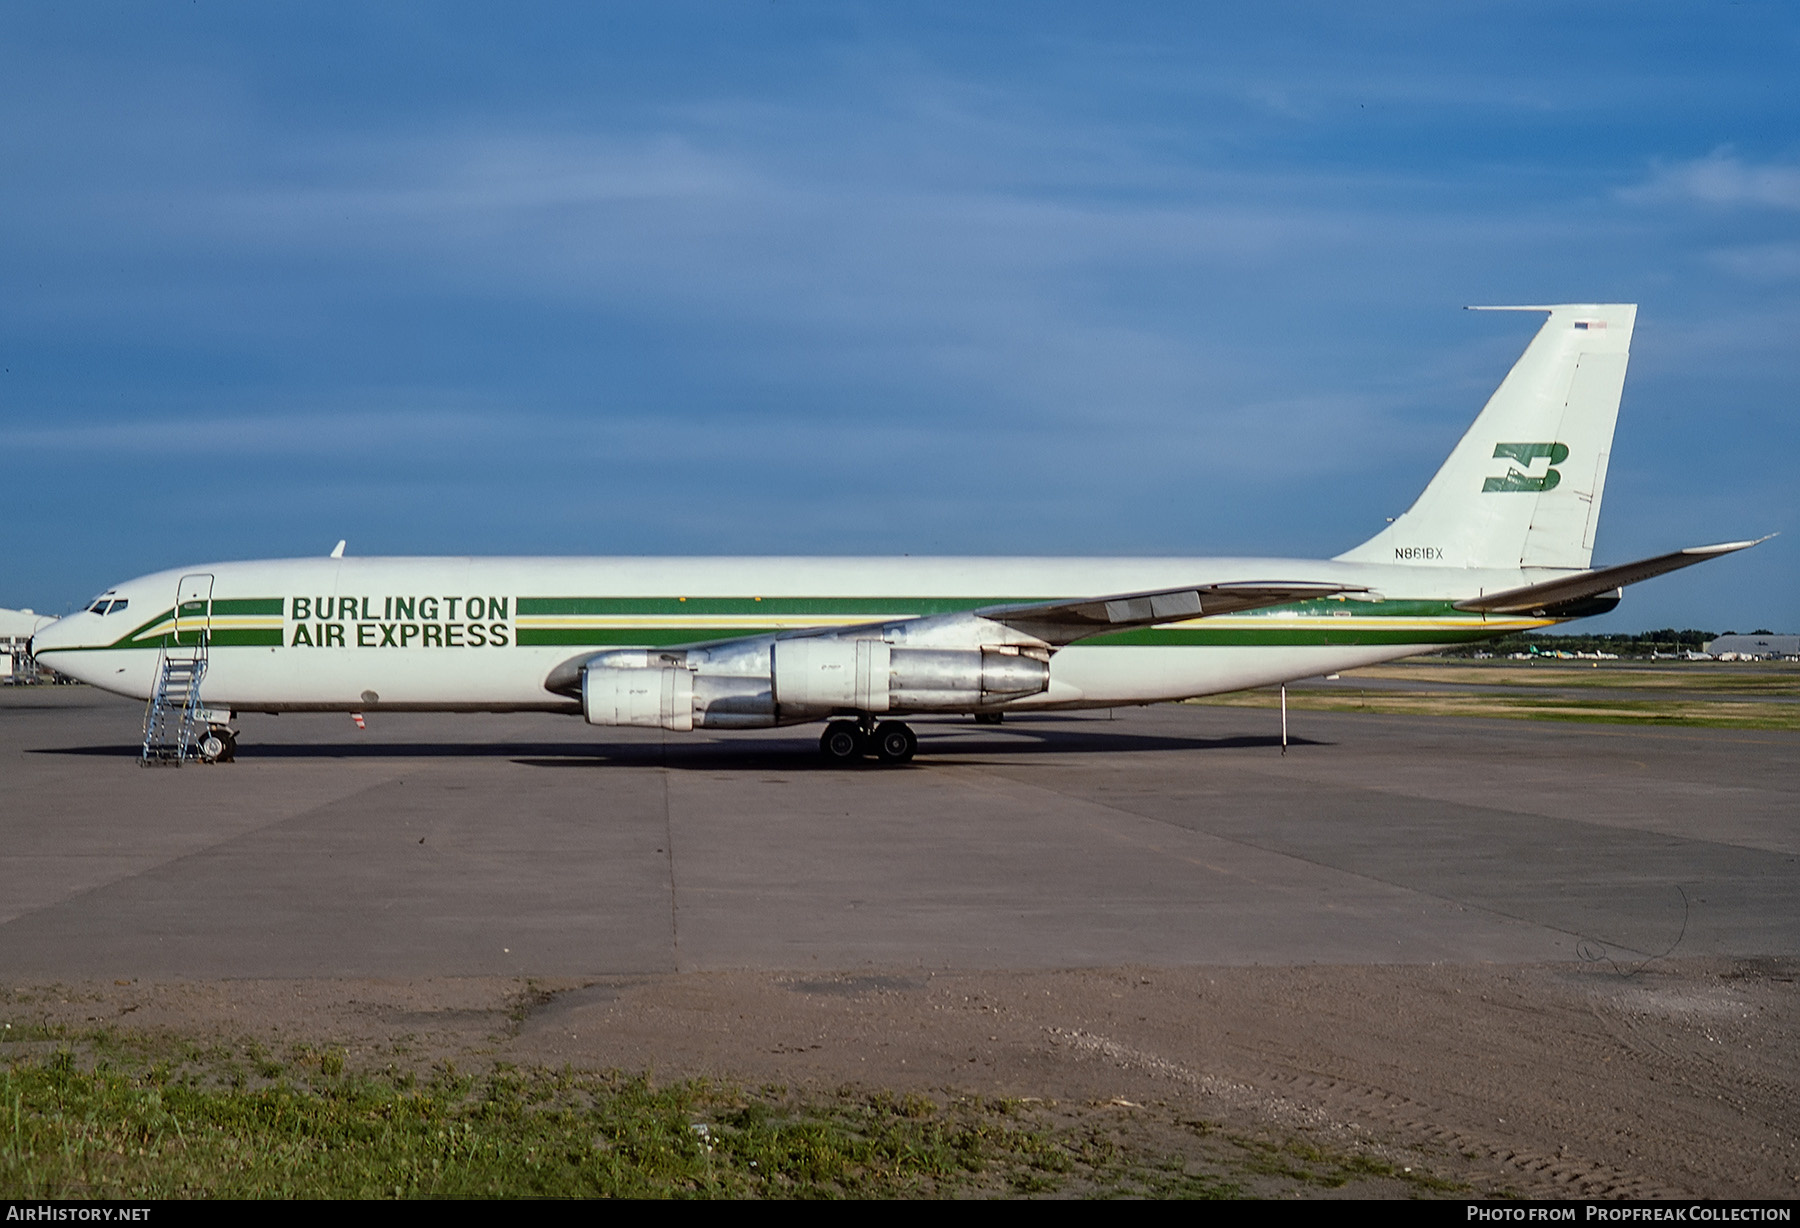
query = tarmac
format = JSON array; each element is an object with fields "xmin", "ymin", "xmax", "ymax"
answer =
[
  {"xmin": 5, "ymin": 683, "xmax": 1800, "ymax": 1197},
  {"xmin": 3, "ymin": 683, "xmax": 1795, "ymax": 980}
]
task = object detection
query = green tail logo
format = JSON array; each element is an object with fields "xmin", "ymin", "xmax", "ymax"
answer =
[{"xmin": 1483, "ymin": 442, "xmax": 1568, "ymax": 493}]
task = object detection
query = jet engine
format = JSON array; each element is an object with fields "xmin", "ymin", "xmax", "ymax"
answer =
[
  {"xmin": 575, "ymin": 632, "xmax": 1050, "ymax": 731},
  {"xmin": 771, "ymin": 639, "xmax": 1048, "ymax": 713}
]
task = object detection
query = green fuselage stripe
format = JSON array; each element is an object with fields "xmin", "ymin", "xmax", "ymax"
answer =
[
  {"xmin": 513, "ymin": 625, "xmax": 1501, "ymax": 649},
  {"xmin": 514, "ymin": 596, "xmax": 1009, "ymax": 617},
  {"xmin": 212, "ymin": 597, "xmax": 285, "ymax": 616},
  {"xmin": 1086, "ymin": 625, "xmax": 1497, "ymax": 647},
  {"xmin": 511, "ymin": 595, "xmax": 1510, "ymax": 648},
  {"xmin": 63, "ymin": 594, "xmax": 1526, "ymax": 652}
]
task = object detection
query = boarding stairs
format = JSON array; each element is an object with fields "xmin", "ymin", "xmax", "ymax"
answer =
[
  {"xmin": 141, "ymin": 652, "xmax": 207, "ymax": 765},
  {"xmin": 141, "ymin": 577, "xmax": 213, "ymax": 765}
]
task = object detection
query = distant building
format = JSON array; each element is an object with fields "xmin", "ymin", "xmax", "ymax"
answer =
[
  {"xmin": 1702, "ymin": 633, "xmax": 1800, "ymax": 659},
  {"xmin": 0, "ymin": 607, "xmax": 56, "ymax": 681}
]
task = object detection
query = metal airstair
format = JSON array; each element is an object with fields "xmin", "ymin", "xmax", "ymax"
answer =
[
  {"xmin": 141, "ymin": 654, "xmax": 207, "ymax": 764},
  {"xmin": 141, "ymin": 575, "xmax": 213, "ymax": 766}
]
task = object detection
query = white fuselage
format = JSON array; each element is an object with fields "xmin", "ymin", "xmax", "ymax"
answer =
[{"xmin": 30, "ymin": 555, "xmax": 1557, "ymax": 717}]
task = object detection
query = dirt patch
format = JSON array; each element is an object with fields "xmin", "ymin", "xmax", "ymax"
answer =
[{"xmin": 6, "ymin": 958, "xmax": 1796, "ymax": 1198}]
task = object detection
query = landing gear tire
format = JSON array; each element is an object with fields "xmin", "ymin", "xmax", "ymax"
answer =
[
  {"xmin": 819, "ymin": 722, "xmax": 864, "ymax": 764},
  {"xmin": 973, "ymin": 712, "xmax": 1004, "ymax": 725},
  {"xmin": 196, "ymin": 728, "xmax": 236, "ymax": 764},
  {"xmin": 872, "ymin": 721, "xmax": 917, "ymax": 765}
]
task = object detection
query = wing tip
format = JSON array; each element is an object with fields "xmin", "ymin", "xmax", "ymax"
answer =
[{"xmin": 1683, "ymin": 534, "xmax": 1775, "ymax": 557}]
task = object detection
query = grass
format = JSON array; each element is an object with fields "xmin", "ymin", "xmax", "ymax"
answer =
[
  {"xmin": 1188, "ymin": 660, "xmax": 1800, "ymax": 731},
  {"xmin": 1193, "ymin": 687, "xmax": 1800, "ymax": 730},
  {"xmin": 0, "ymin": 1047, "xmax": 1049, "ymax": 1198},
  {"xmin": 0, "ymin": 1025, "xmax": 1460, "ymax": 1199},
  {"xmin": 1352, "ymin": 661, "xmax": 1800, "ymax": 695},
  {"xmin": 1225, "ymin": 1133, "xmax": 1462, "ymax": 1194}
]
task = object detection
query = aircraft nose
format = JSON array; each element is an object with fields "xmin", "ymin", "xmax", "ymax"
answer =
[{"xmin": 25, "ymin": 616, "xmax": 69, "ymax": 656}]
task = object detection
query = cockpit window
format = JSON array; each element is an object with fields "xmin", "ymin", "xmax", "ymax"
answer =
[
  {"xmin": 85, "ymin": 595, "xmax": 112, "ymax": 613},
  {"xmin": 105, "ymin": 599, "xmax": 128, "ymax": 615}
]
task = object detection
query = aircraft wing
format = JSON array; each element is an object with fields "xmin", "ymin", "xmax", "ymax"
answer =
[
  {"xmin": 545, "ymin": 578, "xmax": 1369, "ymax": 698},
  {"xmin": 1454, "ymin": 538, "xmax": 1769, "ymax": 616},
  {"xmin": 975, "ymin": 580, "xmax": 1369, "ymax": 646}
]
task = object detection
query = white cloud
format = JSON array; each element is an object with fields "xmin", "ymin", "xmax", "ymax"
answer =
[
  {"xmin": 11, "ymin": 406, "xmax": 505, "ymax": 457},
  {"xmin": 1708, "ymin": 241, "xmax": 1800, "ymax": 283},
  {"xmin": 1620, "ymin": 150, "xmax": 1800, "ymax": 211}
]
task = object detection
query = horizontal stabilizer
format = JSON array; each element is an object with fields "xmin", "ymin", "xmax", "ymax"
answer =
[
  {"xmin": 984, "ymin": 581, "xmax": 1367, "ymax": 645},
  {"xmin": 1454, "ymin": 538, "xmax": 1769, "ymax": 615}
]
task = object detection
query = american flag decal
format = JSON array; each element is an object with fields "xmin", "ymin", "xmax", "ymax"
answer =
[{"xmin": 1574, "ymin": 320, "xmax": 1607, "ymax": 330}]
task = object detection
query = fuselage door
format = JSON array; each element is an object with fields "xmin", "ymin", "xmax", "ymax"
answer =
[{"xmin": 175, "ymin": 574, "xmax": 215, "ymax": 649}]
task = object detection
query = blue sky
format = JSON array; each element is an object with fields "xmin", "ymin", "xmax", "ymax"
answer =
[{"xmin": 2, "ymin": 2, "xmax": 1794, "ymax": 631}]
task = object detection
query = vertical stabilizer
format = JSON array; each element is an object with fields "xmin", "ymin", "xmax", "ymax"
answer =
[{"xmin": 1335, "ymin": 304, "xmax": 1636, "ymax": 571}]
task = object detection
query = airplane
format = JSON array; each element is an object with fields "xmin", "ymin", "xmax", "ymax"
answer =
[
  {"xmin": 1, "ymin": 607, "xmax": 56, "ymax": 682},
  {"xmin": 29, "ymin": 303, "xmax": 1763, "ymax": 765}
]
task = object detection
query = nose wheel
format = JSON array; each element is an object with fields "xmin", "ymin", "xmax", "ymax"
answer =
[
  {"xmin": 819, "ymin": 720, "xmax": 916, "ymax": 765},
  {"xmin": 196, "ymin": 727, "xmax": 237, "ymax": 764}
]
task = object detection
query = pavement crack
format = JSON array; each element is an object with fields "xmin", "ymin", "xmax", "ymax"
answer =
[
  {"xmin": 662, "ymin": 733, "xmax": 680, "ymax": 973},
  {"xmin": 0, "ymin": 775, "xmax": 414, "ymax": 934},
  {"xmin": 949, "ymin": 763, "xmax": 1671, "ymax": 960}
]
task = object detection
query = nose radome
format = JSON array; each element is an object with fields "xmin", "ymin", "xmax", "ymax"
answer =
[{"xmin": 25, "ymin": 615, "xmax": 69, "ymax": 655}]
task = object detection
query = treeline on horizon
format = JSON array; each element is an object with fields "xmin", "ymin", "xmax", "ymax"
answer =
[{"xmin": 1441, "ymin": 628, "xmax": 1754, "ymax": 658}]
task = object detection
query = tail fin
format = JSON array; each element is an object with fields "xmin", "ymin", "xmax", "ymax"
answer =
[{"xmin": 1336, "ymin": 304, "xmax": 1637, "ymax": 571}]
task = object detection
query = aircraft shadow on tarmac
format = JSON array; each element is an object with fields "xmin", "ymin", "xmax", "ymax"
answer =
[
  {"xmin": 510, "ymin": 729, "xmax": 1325, "ymax": 769},
  {"xmin": 30, "ymin": 721, "xmax": 1326, "ymax": 768}
]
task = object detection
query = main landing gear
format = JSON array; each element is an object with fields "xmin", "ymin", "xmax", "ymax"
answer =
[{"xmin": 819, "ymin": 719, "xmax": 917, "ymax": 766}]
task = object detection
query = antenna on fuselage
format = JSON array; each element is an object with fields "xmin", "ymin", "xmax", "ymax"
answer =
[{"xmin": 330, "ymin": 540, "xmax": 346, "ymax": 559}]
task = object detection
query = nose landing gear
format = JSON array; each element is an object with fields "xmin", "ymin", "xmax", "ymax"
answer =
[{"xmin": 196, "ymin": 727, "xmax": 237, "ymax": 764}]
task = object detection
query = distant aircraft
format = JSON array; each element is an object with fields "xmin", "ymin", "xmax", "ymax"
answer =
[
  {"xmin": 30, "ymin": 304, "xmax": 1762, "ymax": 763},
  {"xmin": 0, "ymin": 607, "xmax": 55, "ymax": 682}
]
